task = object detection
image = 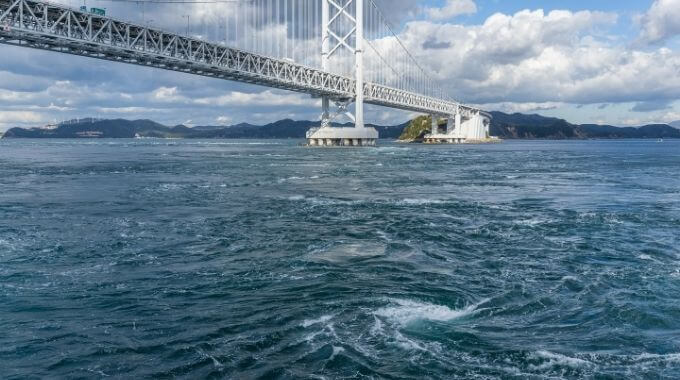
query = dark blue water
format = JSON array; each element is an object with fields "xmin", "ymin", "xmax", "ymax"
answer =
[{"xmin": 1, "ymin": 139, "xmax": 679, "ymax": 378}]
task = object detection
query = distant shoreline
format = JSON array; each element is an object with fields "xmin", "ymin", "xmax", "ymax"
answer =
[
  {"xmin": 3, "ymin": 136, "xmax": 678, "ymax": 142},
  {"xmin": 3, "ymin": 112, "xmax": 679, "ymax": 140}
]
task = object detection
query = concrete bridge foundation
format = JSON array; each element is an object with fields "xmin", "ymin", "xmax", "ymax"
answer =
[{"xmin": 306, "ymin": 127, "xmax": 378, "ymax": 147}]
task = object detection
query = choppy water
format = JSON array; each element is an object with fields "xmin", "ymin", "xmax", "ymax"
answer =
[{"xmin": 1, "ymin": 138, "xmax": 679, "ymax": 379}]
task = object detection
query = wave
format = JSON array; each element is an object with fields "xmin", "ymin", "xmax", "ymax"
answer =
[
  {"xmin": 329, "ymin": 346, "xmax": 345, "ymax": 361},
  {"xmin": 397, "ymin": 198, "xmax": 445, "ymax": 206},
  {"xmin": 529, "ymin": 350, "xmax": 593, "ymax": 370},
  {"xmin": 309, "ymin": 242, "xmax": 387, "ymax": 263},
  {"xmin": 192, "ymin": 142, "xmax": 283, "ymax": 146},
  {"xmin": 374, "ymin": 298, "xmax": 487, "ymax": 326},
  {"xmin": 277, "ymin": 175, "xmax": 321, "ymax": 184},
  {"xmin": 301, "ymin": 314, "xmax": 334, "ymax": 328},
  {"xmin": 514, "ymin": 217, "xmax": 555, "ymax": 226},
  {"xmin": 631, "ymin": 352, "xmax": 680, "ymax": 364},
  {"xmin": 286, "ymin": 195, "xmax": 360, "ymax": 206},
  {"xmin": 285, "ymin": 196, "xmax": 453, "ymax": 207}
]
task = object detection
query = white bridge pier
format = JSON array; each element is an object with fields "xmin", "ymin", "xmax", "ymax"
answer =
[{"xmin": 424, "ymin": 111, "xmax": 493, "ymax": 144}]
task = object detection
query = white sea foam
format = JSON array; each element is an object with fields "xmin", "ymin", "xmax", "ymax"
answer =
[
  {"xmin": 307, "ymin": 197, "xmax": 358, "ymax": 206},
  {"xmin": 278, "ymin": 175, "xmax": 322, "ymax": 183},
  {"xmin": 632, "ymin": 352, "xmax": 680, "ymax": 363},
  {"xmin": 393, "ymin": 330, "xmax": 427, "ymax": 351},
  {"xmin": 326, "ymin": 323, "xmax": 340, "ymax": 340},
  {"xmin": 303, "ymin": 329, "xmax": 324, "ymax": 342},
  {"xmin": 152, "ymin": 183, "xmax": 183, "ymax": 192},
  {"xmin": 515, "ymin": 217, "xmax": 553, "ymax": 226},
  {"xmin": 311, "ymin": 242, "xmax": 386, "ymax": 263},
  {"xmin": 86, "ymin": 368, "xmax": 110, "ymax": 377},
  {"xmin": 301, "ymin": 314, "xmax": 334, "ymax": 328},
  {"xmin": 277, "ymin": 176, "xmax": 304, "ymax": 183},
  {"xmin": 374, "ymin": 298, "xmax": 485, "ymax": 326},
  {"xmin": 577, "ymin": 211, "xmax": 624, "ymax": 225},
  {"xmin": 197, "ymin": 349, "xmax": 223, "ymax": 368},
  {"xmin": 210, "ymin": 356, "xmax": 223, "ymax": 368},
  {"xmin": 530, "ymin": 350, "xmax": 592, "ymax": 370},
  {"xmin": 398, "ymin": 198, "xmax": 445, "ymax": 206},
  {"xmin": 329, "ymin": 346, "xmax": 345, "ymax": 360},
  {"xmin": 0, "ymin": 239, "xmax": 11, "ymax": 251},
  {"xmin": 286, "ymin": 195, "xmax": 358, "ymax": 206},
  {"xmin": 370, "ymin": 315, "xmax": 383, "ymax": 336},
  {"xmin": 194, "ymin": 142, "xmax": 282, "ymax": 146}
]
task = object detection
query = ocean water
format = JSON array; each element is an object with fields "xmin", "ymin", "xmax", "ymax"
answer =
[{"xmin": 0, "ymin": 138, "xmax": 679, "ymax": 379}]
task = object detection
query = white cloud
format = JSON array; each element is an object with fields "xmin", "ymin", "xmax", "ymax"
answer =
[
  {"xmin": 0, "ymin": 89, "xmax": 37, "ymax": 102},
  {"xmin": 0, "ymin": 111, "xmax": 44, "ymax": 123},
  {"xmin": 426, "ymin": 0, "xmax": 477, "ymax": 21},
  {"xmin": 194, "ymin": 90, "xmax": 313, "ymax": 107},
  {"xmin": 620, "ymin": 118, "xmax": 644, "ymax": 126},
  {"xmin": 216, "ymin": 115, "xmax": 232, "ymax": 125},
  {"xmin": 481, "ymin": 102, "xmax": 565, "ymax": 114},
  {"xmin": 637, "ymin": 0, "xmax": 680, "ymax": 44},
  {"xmin": 95, "ymin": 106, "xmax": 166, "ymax": 114},
  {"xmin": 394, "ymin": 9, "xmax": 680, "ymax": 108},
  {"xmin": 618, "ymin": 109, "xmax": 680, "ymax": 126},
  {"xmin": 658, "ymin": 110, "xmax": 680, "ymax": 123},
  {"xmin": 152, "ymin": 86, "xmax": 184, "ymax": 102}
]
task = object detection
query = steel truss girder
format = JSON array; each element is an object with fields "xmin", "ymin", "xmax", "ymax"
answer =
[{"xmin": 0, "ymin": 0, "xmax": 481, "ymax": 118}]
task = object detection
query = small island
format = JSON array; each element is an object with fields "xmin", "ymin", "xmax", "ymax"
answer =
[{"xmin": 398, "ymin": 115, "xmax": 501, "ymax": 144}]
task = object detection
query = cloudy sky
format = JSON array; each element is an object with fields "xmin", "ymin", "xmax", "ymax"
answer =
[{"xmin": 1, "ymin": 0, "xmax": 680, "ymax": 130}]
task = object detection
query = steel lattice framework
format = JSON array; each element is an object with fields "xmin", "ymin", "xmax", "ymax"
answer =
[{"xmin": 0, "ymin": 0, "xmax": 480, "ymax": 118}]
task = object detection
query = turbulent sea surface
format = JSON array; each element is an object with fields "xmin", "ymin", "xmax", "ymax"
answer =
[{"xmin": 1, "ymin": 138, "xmax": 679, "ymax": 379}]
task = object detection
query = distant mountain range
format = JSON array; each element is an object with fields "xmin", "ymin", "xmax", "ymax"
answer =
[
  {"xmin": 2, "ymin": 119, "xmax": 407, "ymax": 139},
  {"xmin": 2, "ymin": 112, "xmax": 679, "ymax": 139},
  {"xmin": 488, "ymin": 112, "xmax": 680, "ymax": 139}
]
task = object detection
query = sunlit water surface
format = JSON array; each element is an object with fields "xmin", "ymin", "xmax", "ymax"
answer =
[{"xmin": 1, "ymin": 139, "xmax": 679, "ymax": 378}]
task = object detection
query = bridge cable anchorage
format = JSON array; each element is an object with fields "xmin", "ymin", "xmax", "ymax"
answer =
[{"xmin": 0, "ymin": 0, "xmax": 487, "ymax": 145}]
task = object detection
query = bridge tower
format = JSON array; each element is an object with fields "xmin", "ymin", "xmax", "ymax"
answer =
[{"xmin": 307, "ymin": 0, "xmax": 378, "ymax": 147}]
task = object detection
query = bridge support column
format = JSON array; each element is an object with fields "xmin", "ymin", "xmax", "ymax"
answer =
[
  {"xmin": 320, "ymin": 0, "xmax": 331, "ymax": 131},
  {"xmin": 447, "ymin": 117, "xmax": 454, "ymax": 134},
  {"xmin": 355, "ymin": 0, "xmax": 364, "ymax": 130},
  {"xmin": 431, "ymin": 115, "xmax": 438, "ymax": 135},
  {"xmin": 306, "ymin": 0, "xmax": 378, "ymax": 147},
  {"xmin": 321, "ymin": 97, "xmax": 330, "ymax": 129}
]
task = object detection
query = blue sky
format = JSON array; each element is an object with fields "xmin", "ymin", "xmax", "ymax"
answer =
[{"xmin": 1, "ymin": 0, "xmax": 680, "ymax": 130}]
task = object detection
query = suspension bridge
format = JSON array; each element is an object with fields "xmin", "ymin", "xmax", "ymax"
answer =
[{"xmin": 0, "ymin": 0, "xmax": 491, "ymax": 146}]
